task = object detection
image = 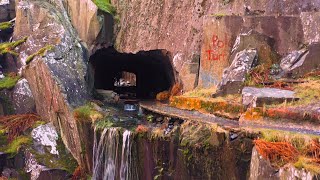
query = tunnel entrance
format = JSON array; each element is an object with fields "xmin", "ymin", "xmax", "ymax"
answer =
[{"xmin": 89, "ymin": 48, "xmax": 175, "ymax": 99}]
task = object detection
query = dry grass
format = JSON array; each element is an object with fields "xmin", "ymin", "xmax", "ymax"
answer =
[
  {"xmin": 0, "ymin": 114, "xmax": 40, "ymax": 142},
  {"xmin": 254, "ymin": 139, "xmax": 299, "ymax": 167}
]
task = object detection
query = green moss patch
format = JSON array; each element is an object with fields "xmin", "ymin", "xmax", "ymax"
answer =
[
  {"xmin": 0, "ymin": 37, "xmax": 28, "ymax": 56},
  {"xmin": 0, "ymin": 75, "xmax": 20, "ymax": 90},
  {"xmin": 25, "ymin": 45, "xmax": 53, "ymax": 65},
  {"xmin": 93, "ymin": 0, "xmax": 116, "ymax": 15},
  {"xmin": 0, "ymin": 21, "xmax": 13, "ymax": 31},
  {"xmin": 31, "ymin": 137, "xmax": 78, "ymax": 174},
  {"xmin": 0, "ymin": 136, "xmax": 32, "ymax": 156}
]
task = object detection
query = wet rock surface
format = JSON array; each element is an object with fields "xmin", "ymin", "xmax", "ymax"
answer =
[
  {"xmin": 242, "ymin": 87, "xmax": 297, "ymax": 107},
  {"xmin": 216, "ymin": 49, "xmax": 257, "ymax": 96},
  {"xmin": 12, "ymin": 78, "xmax": 35, "ymax": 114}
]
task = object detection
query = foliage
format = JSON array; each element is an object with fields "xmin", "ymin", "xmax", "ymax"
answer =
[
  {"xmin": 1, "ymin": 136, "xmax": 32, "ymax": 156},
  {"xmin": 294, "ymin": 157, "xmax": 320, "ymax": 174},
  {"xmin": 135, "ymin": 125, "xmax": 148, "ymax": 134},
  {"xmin": 94, "ymin": 118, "xmax": 114, "ymax": 131},
  {"xmin": 0, "ymin": 114, "xmax": 40, "ymax": 142},
  {"xmin": 0, "ymin": 37, "xmax": 28, "ymax": 56},
  {"xmin": 73, "ymin": 104, "xmax": 102, "ymax": 122},
  {"xmin": 0, "ymin": 75, "xmax": 20, "ymax": 90},
  {"xmin": 156, "ymin": 91, "xmax": 170, "ymax": 101},
  {"xmin": 182, "ymin": 87, "xmax": 217, "ymax": 98},
  {"xmin": 93, "ymin": 0, "xmax": 116, "ymax": 16},
  {"xmin": 25, "ymin": 45, "xmax": 53, "ymax": 65},
  {"xmin": 0, "ymin": 21, "xmax": 12, "ymax": 31},
  {"xmin": 254, "ymin": 139, "xmax": 299, "ymax": 167}
]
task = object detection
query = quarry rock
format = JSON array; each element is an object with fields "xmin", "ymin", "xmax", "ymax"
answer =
[
  {"xmin": 279, "ymin": 164, "xmax": 320, "ymax": 180},
  {"xmin": 12, "ymin": 78, "xmax": 35, "ymax": 114},
  {"xmin": 242, "ymin": 87, "xmax": 297, "ymax": 107},
  {"xmin": 199, "ymin": 15, "xmax": 305, "ymax": 87},
  {"xmin": 31, "ymin": 123, "xmax": 59, "ymax": 155},
  {"xmin": 249, "ymin": 147, "xmax": 279, "ymax": 180},
  {"xmin": 14, "ymin": 0, "xmax": 89, "ymax": 167},
  {"xmin": 216, "ymin": 49, "xmax": 257, "ymax": 96},
  {"xmin": 96, "ymin": 89, "xmax": 120, "ymax": 104},
  {"xmin": 281, "ymin": 43, "xmax": 320, "ymax": 78}
]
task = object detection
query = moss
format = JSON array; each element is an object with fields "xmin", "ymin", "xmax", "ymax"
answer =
[
  {"xmin": 0, "ymin": 128, "xmax": 8, "ymax": 147},
  {"xmin": 94, "ymin": 117, "xmax": 114, "ymax": 131},
  {"xmin": 1, "ymin": 136, "xmax": 32, "ymax": 156},
  {"xmin": 0, "ymin": 37, "xmax": 28, "ymax": 56},
  {"xmin": 25, "ymin": 45, "xmax": 53, "ymax": 65},
  {"xmin": 0, "ymin": 21, "xmax": 12, "ymax": 31},
  {"xmin": 93, "ymin": 0, "xmax": 116, "ymax": 16},
  {"xmin": 259, "ymin": 129, "xmax": 320, "ymax": 150},
  {"xmin": 182, "ymin": 87, "xmax": 217, "ymax": 98},
  {"xmin": 73, "ymin": 104, "xmax": 102, "ymax": 122},
  {"xmin": 0, "ymin": 75, "xmax": 20, "ymax": 90},
  {"xmin": 294, "ymin": 157, "xmax": 320, "ymax": 175},
  {"xmin": 32, "ymin": 137, "xmax": 78, "ymax": 174}
]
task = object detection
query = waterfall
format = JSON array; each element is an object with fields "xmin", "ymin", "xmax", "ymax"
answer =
[{"xmin": 92, "ymin": 128, "xmax": 134, "ymax": 180}]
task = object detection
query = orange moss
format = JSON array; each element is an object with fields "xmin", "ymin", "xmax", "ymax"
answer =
[
  {"xmin": 254, "ymin": 139, "xmax": 299, "ymax": 167},
  {"xmin": 169, "ymin": 96, "xmax": 244, "ymax": 119},
  {"xmin": 135, "ymin": 125, "xmax": 149, "ymax": 133},
  {"xmin": 170, "ymin": 83, "xmax": 183, "ymax": 96},
  {"xmin": 72, "ymin": 166, "xmax": 85, "ymax": 180},
  {"xmin": 243, "ymin": 108, "xmax": 264, "ymax": 121},
  {"xmin": 156, "ymin": 91, "xmax": 170, "ymax": 101}
]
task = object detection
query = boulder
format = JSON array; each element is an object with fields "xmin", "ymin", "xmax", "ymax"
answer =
[
  {"xmin": 96, "ymin": 89, "xmax": 120, "ymax": 103},
  {"xmin": 215, "ymin": 49, "xmax": 257, "ymax": 96},
  {"xmin": 279, "ymin": 164, "xmax": 320, "ymax": 180},
  {"xmin": 280, "ymin": 43, "xmax": 320, "ymax": 78},
  {"xmin": 31, "ymin": 123, "xmax": 59, "ymax": 155},
  {"xmin": 242, "ymin": 87, "xmax": 297, "ymax": 107},
  {"xmin": 249, "ymin": 147, "xmax": 279, "ymax": 180},
  {"xmin": 231, "ymin": 30, "xmax": 277, "ymax": 67},
  {"xmin": 12, "ymin": 78, "xmax": 36, "ymax": 114}
]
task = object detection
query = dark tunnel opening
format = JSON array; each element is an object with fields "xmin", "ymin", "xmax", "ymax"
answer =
[{"xmin": 89, "ymin": 47, "xmax": 175, "ymax": 99}]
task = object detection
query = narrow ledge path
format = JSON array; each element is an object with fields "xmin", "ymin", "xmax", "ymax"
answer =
[{"xmin": 140, "ymin": 101, "xmax": 320, "ymax": 136}]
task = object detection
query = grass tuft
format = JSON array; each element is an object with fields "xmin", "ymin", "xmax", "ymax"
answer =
[
  {"xmin": 25, "ymin": 45, "xmax": 54, "ymax": 65},
  {"xmin": 0, "ymin": 37, "xmax": 28, "ymax": 56},
  {"xmin": 0, "ymin": 21, "xmax": 13, "ymax": 31},
  {"xmin": 0, "ymin": 75, "xmax": 20, "ymax": 90},
  {"xmin": 74, "ymin": 104, "xmax": 103, "ymax": 122},
  {"xmin": 93, "ymin": 0, "xmax": 116, "ymax": 16}
]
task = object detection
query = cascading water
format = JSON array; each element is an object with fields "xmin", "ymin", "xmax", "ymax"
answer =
[{"xmin": 92, "ymin": 127, "xmax": 135, "ymax": 180}]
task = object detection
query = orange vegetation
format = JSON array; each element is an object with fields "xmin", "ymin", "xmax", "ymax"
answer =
[
  {"xmin": 254, "ymin": 139, "xmax": 299, "ymax": 167},
  {"xmin": 170, "ymin": 83, "xmax": 183, "ymax": 96},
  {"xmin": 135, "ymin": 125, "xmax": 149, "ymax": 133},
  {"xmin": 72, "ymin": 166, "xmax": 85, "ymax": 180},
  {"xmin": 0, "ymin": 114, "xmax": 40, "ymax": 142},
  {"xmin": 156, "ymin": 91, "xmax": 170, "ymax": 101},
  {"xmin": 306, "ymin": 139, "xmax": 320, "ymax": 162}
]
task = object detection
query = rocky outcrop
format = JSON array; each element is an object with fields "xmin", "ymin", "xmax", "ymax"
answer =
[
  {"xmin": 12, "ymin": 78, "xmax": 35, "ymax": 114},
  {"xmin": 280, "ymin": 43, "xmax": 320, "ymax": 78},
  {"xmin": 242, "ymin": 87, "xmax": 297, "ymax": 107},
  {"xmin": 216, "ymin": 49, "xmax": 257, "ymax": 96},
  {"xmin": 13, "ymin": 0, "xmax": 90, "ymax": 169},
  {"xmin": 249, "ymin": 147, "xmax": 279, "ymax": 180}
]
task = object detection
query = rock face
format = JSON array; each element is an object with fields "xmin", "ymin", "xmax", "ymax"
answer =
[
  {"xmin": 279, "ymin": 165, "xmax": 320, "ymax": 180},
  {"xmin": 280, "ymin": 43, "xmax": 320, "ymax": 78},
  {"xmin": 113, "ymin": 0, "xmax": 320, "ymax": 90},
  {"xmin": 0, "ymin": 0, "xmax": 15, "ymax": 22},
  {"xmin": 64, "ymin": 0, "xmax": 112, "ymax": 51},
  {"xmin": 249, "ymin": 147, "xmax": 279, "ymax": 180},
  {"xmin": 12, "ymin": 78, "xmax": 35, "ymax": 114},
  {"xmin": 31, "ymin": 123, "xmax": 59, "ymax": 155},
  {"xmin": 14, "ymin": 0, "xmax": 89, "ymax": 169},
  {"xmin": 216, "ymin": 49, "xmax": 257, "ymax": 96},
  {"xmin": 242, "ymin": 87, "xmax": 297, "ymax": 107}
]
